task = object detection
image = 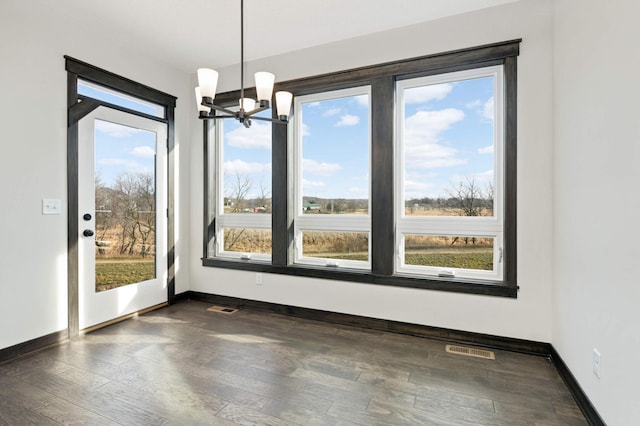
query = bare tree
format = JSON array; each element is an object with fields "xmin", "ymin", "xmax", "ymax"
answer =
[
  {"xmin": 132, "ymin": 173, "xmax": 155, "ymax": 257},
  {"xmin": 447, "ymin": 177, "xmax": 493, "ymax": 245},
  {"xmin": 256, "ymin": 178, "xmax": 271, "ymax": 213},
  {"xmin": 447, "ymin": 177, "xmax": 486, "ymax": 217},
  {"xmin": 223, "ymin": 171, "xmax": 252, "ymax": 250},
  {"xmin": 226, "ymin": 171, "xmax": 252, "ymax": 213},
  {"xmin": 110, "ymin": 172, "xmax": 156, "ymax": 257}
]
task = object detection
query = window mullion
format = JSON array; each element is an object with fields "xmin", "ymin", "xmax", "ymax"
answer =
[{"xmin": 371, "ymin": 76, "xmax": 395, "ymax": 276}]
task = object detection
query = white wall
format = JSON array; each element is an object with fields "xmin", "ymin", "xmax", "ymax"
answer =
[
  {"xmin": 0, "ymin": 1, "xmax": 191, "ymax": 350},
  {"xmin": 553, "ymin": 0, "xmax": 640, "ymax": 424},
  {"xmin": 190, "ymin": 0, "xmax": 555, "ymax": 342}
]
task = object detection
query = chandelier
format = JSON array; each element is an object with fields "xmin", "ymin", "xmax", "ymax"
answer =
[{"xmin": 195, "ymin": 0, "xmax": 293, "ymax": 128}]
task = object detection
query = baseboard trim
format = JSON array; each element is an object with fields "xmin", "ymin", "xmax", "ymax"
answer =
[
  {"xmin": 0, "ymin": 329, "xmax": 69, "ymax": 364},
  {"xmin": 550, "ymin": 346, "xmax": 605, "ymax": 426},
  {"xmin": 186, "ymin": 291, "xmax": 605, "ymax": 425},
  {"xmin": 187, "ymin": 291, "xmax": 550, "ymax": 355}
]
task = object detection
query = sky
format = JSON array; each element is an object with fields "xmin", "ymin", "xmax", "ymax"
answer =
[
  {"xmin": 78, "ymin": 82, "xmax": 158, "ymax": 188},
  {"xmin": 402, "ymin": 76, "xmax": 495, "ymax": 201},
  {"xmin": 79, "ymin": 76, "xmax": 495, "ymax": 205},
  {"xmin": 93, "ymin": 120, "xmax": 156, "ymax": 187},
  {"xmin": 222, "ymin": 75, "xmax": 496, "ymax": 204}
]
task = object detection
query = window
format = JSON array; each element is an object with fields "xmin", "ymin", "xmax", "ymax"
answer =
[
  {"xmin": 78, "ymin": 80, "xmax": 165, "ymax": 118},
  {"xmin": 294, "ymin": 87, "xmax": 371, "ymax": 269},
  {"xmin": 203, "ymin": 40, "xmax": 519, "ymax": 297},
  {"xmin": 211, "ymin": 109, "xmax": 273, "ymax": 261},
  {"xmin": 396, "ymin": 66, "xmax": 504, "ymax": 281}
]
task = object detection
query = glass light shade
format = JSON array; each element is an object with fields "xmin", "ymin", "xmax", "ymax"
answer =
[
  {"xmin": 239, "ymin": 97, "xmax": 256, "ymax": 112},
  {"xmin": 197, "ymin": 68, "xmax": 219, "ymax": 99},
  {"xmin": 194, "ymin": 87, "xmax": 211, "ymax": 112},
  {"xmin": 254, "ymin": 72, "xmax": 275, "ymax": 101},
  {"xmin": 275, "ymin": 91, "xmax": 293, "ymax": 117}
]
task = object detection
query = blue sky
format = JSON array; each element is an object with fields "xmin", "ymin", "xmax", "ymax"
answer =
[
  {"xmin": 94, "ymin": 119, "xmax": 156, "ymax": 187},
  {"xmin": 402, "ymin": 76, "xmax": 495, "ymax": 201},
  {"xmin": 79, "ymin": 82, "xmax": 159, "ymax": 188},
  {"xmin": 220, "ymin": 76, "xmax": 496, "ymax": 203}
]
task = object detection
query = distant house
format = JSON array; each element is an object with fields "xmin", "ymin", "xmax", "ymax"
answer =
[{"xmin": 303, "ymin": 201, "xmax": 321, "ymax": 211}]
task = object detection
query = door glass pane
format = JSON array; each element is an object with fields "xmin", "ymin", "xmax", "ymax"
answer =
[
  {"xmin": 402, "ymin": 76, "xmax": 495, "ymax": 217},
  {"xmin": 404, "ymin": 234, "xmax": 494, "ymax": 271},
  {"xmin": 94, "ymin": 119, "xmax": 156, "ymax": 292}
]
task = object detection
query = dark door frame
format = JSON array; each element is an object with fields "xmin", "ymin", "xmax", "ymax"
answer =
[{"xmin": 65, "ymin": 56, "xmax": 177, "ymax": 338}]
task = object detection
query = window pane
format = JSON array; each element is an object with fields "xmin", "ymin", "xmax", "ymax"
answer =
[
  {"xmin": 402, "ymin": 76, "xmax": 495, "ymax": 217},
  {"xmin": 300, "ymin": 92, "xmax": 369, "ymax": 215},
  {"xmin": 78, "ymin": 80, "xmax": 165, "ymax": 118},
  {"xmin": 222, "ymin": 228, "xmax": 272, "ymax": 255},
  {"xmin": 302, "ymin": 231, "xmax": 368, "ymax": 262},
  {"xmin": 221, "ymin": 111, "xmax": 272, "ymax": 214},
  {"xmin": 404, "ymin": 235, "xmax": 494, "ymax": 271}
]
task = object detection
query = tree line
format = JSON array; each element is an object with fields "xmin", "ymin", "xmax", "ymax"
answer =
[{"xmin": 95, "ymin": 172, "xmax": 156, "ymax": 258}]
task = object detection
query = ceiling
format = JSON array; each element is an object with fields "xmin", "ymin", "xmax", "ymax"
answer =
[{"xmin": 14, "ymin": 0, "xmax": 519, "ymax": 73}]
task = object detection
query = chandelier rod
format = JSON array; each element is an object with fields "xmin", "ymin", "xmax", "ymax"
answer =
[{"xmin": 240, "ymin": 0, "xmax": 245, "ymax": 106}]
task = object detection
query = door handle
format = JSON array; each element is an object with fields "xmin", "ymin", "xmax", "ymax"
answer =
[{"xmin": 83, "ymin": 229, "xmax": 94, "ymax": 237}]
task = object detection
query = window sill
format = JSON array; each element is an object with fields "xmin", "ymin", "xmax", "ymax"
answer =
[{"xmin": 201, "ymin": 257, "xmax": 517, "ymax": 298}]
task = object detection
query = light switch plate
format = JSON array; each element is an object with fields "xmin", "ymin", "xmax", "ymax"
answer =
[{"xmin": 42, "ymin": 199, "xmax": 61, "ymax": 215}]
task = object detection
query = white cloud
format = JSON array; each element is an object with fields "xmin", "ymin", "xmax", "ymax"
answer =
[
  {"xmin": 404, "ymin": 83, "xmax": 453, "ymax": 104},
  {"xmin": 307, "ymin": 101, "xmax": 320, "ymax": 107},
  {"xmin": 404, "ymin": 179, "xmax": 435, "ymax": 200},
  {"xmin": 336, "ymin": 114, "xmax": 360, "ymax": 127},
  {"xmin": 451, "ymin": 170, "xmax": 494, "ymax": 187},
  {"xmin": 223, "ymin": 159, "xmax": 271, "ymax": 175},
  {"xmin": 483, "ymin": 96, "xmax": 494, "ymax": 121},
  {"xmin": 225, "ymin": 121, "xmax": 271, "ymax": 149},
  {"xmin": 478, "ymin": 145, "xmax": 494, "ymax": 155},
  {"xmin": 354, "ymin": 95, "xmax": 369, "ymax": 108},
  {"xmin": 476, "ymin": 169, "xmax": 494, "ymax": 181},
  {"xmin": 95, "ymin": 120, "xmax": 142, "ymax": 138},
  {"xmin": 301, "ymin": 123, "xmax": 311, "ymax": 137},
  {"xmin": 130, "ymin": 146, "xmax": 155, "ymax": 158},
  {"xmin": 465, "ymin": 99, "xmax": 482, "ymax": 109},
  {"xmin": 347, "ymin": 186, "xmax": 367, "ymax": 198},
  {"xmin": 403, "ymin": 108, "xmax": 467, "ymax": 169},
  {"xmin": 323, "ymin": 107, "xmax": 341, "ymax": 117},
  {"xmin": 97, "ymin": 158, "xmax": 153, "ymax": 176},
  {"xmin": 302, "ymin": 178, "xmax": 325, "ymax": 188},
  {"xmin": 303, "ymin": 158, "xmax": 342, "ymax": 176}
]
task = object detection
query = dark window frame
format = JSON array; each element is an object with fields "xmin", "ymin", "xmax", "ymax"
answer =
[{"xmin": 202, "ymin": 39, "xmax": 520, "ymax": 298}]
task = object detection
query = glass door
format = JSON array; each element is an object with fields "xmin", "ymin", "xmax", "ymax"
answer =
[{"xmin": 78, "ymin": 106, "xmax": 167, "ymax": 329}]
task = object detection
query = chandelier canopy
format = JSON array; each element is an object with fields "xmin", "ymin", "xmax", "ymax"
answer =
[{"xmin": 195, "ymin": 0, "xmax": 292, "ymax": 128}]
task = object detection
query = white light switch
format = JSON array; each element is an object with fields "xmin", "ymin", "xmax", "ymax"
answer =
[{"xmin": 42, "ymin": 199, "xmax": 61, "ymax": 215}]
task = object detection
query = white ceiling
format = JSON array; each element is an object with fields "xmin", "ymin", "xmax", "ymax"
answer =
[{"xmin": 14, "ymin": 0, "xmax": 519, "ymax": 73}]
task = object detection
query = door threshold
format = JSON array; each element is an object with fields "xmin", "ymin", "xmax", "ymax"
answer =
[{"xmin": 80, "ymin": 302, "xmax": 168, "ymax": 334}]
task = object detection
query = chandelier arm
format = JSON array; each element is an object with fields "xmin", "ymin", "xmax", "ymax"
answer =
[
  {"xmin": 243, "ymin": 103, "xmax": 270, "ymax": 117},
  {"xmin": 249, "ymin": 115, "xmax": 289, "ymax": 124},
  {"xmin": 199, "ymin": 113, "xmax": 236, "ymax": 120},
  {"xmin": 205, "ymin": 103, "xmax": 237, "ymax": 116}
]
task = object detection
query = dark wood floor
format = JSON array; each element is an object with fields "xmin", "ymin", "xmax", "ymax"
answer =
[{"xmin": 0, "ymin": 300, "xmax": 587, "ymax": 425}]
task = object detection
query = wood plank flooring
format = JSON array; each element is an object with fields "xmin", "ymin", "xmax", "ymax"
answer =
[{"xmin": 0, "ymin": 300, "xmax": 587, "ymax": 425}]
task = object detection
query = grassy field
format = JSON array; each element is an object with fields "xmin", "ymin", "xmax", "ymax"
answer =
[
  {"xmin": 95, "ymin": 259, "xmax": 155, "ymax": 292},
  {"xmin": 316, "ymin": 250, "xmax": 493, "ymax": 270}
]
